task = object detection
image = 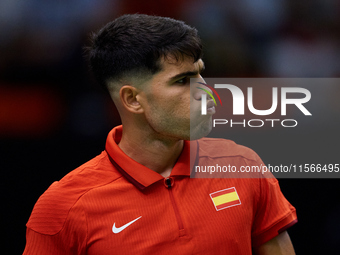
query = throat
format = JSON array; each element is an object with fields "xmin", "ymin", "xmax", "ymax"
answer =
[
  {"xmin": 118, "ymin": 136, "xmax": 184, "ymax": 176},
  {"xmin": 159, "ymin": 168, "xmax": 173, "ymax": 178}
]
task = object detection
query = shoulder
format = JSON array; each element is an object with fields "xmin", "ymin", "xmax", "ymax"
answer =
[
  {"xmin": 196, "ymin": 137, "xmax": 260, "ymax": 162},
  {"xmin": 193, "ymin": 137, "xmax": 270, "ymax": 179},
  {"xmin": 26, "ymin": 151, "xmax": 122, "ymax": 235}
]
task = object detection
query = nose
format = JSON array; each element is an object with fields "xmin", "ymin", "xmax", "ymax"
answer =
[{"xmin": 193, "ymin": 81, "xmax": 213, "ymax": 101}]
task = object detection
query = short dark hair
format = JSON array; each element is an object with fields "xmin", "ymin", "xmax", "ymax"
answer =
[{"xmin": 87, "ymin": 14, "xmax": 202, "ymax": 89}]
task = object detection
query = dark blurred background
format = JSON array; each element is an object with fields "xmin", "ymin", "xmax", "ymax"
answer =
[{"xmin": 1, "ymin": 0, "xmax": 339, "ymax": 254}]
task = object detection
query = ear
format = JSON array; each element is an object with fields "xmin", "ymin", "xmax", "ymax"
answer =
[{"xmin": 119, "ymin": 85, "xmax": 144, "ymax": 114}]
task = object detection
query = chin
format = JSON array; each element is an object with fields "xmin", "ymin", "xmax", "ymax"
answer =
[{"xmin": 189, "ymin": 123, "xmax": 212, "ymax": 141}]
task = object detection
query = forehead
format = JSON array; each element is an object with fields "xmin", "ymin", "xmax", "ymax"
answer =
[{"xmin": 157, "ymin": 57, "xmax": 204, "ymax": 80}]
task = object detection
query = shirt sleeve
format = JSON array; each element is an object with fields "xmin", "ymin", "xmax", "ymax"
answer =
[
  {"xmin": 23, "ymin": 202, "xmax": 87, "ymax": 255},
  {"xmin": 251, "ymin": 175, "xmax": 297, "ymax": 247}
]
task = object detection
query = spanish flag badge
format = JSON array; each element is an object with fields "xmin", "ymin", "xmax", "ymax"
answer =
[{"xmin": 210, "ymin": 187, "xmax": 241, "ymax": 211}]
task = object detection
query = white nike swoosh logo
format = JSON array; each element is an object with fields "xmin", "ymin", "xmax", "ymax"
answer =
[{"xmin": 112, "ymin": 216, "xmax": 142, "ymax": 234}]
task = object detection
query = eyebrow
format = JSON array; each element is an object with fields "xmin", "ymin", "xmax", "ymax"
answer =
[{"xmin": 169, "ymin": 63, "xmax": 205, "ymax": 81}]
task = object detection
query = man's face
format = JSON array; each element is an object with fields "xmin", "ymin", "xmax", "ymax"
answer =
[{"xmin": 137, "ymin": 57, "xmax": 215, "ymax": 141}]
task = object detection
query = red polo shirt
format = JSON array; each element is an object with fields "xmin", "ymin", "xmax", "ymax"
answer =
[{"xmin": 24, "ymin": 126, "xmax": 297, "ymax": 254}]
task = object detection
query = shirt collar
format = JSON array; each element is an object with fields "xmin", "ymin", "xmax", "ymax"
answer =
[{"xmin": 105, "ymin": 126, "xmax": 196, "ymax": 190}]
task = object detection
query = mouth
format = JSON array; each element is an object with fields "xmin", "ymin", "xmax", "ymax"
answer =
[{"xmin": 206, "ymin": 100, "xmax": 216, "ymax": 114}]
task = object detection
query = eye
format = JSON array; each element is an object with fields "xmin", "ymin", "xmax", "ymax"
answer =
[{"xmin": 175, "ymin": 77, "xmax": 189, "ymax": 85}]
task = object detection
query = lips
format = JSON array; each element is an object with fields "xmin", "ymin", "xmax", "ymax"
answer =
[
  {"xmin": 207, "ymin": 100, "xmax": 215, "ymax": 109},
  {"xmin": 206, "ymin": 100, "xmax": 216, "ymax": 114}
]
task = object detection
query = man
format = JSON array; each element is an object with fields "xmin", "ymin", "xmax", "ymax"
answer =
[{"xmin": 24, "ymin": 14, "xmax": 297, "ymax": 254}]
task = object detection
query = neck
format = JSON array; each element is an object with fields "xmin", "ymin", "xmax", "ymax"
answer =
[{"xmin": 118, "ymin": 125, "xmax": 184, "ymax": 177}]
